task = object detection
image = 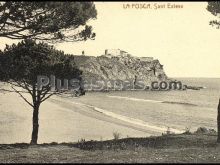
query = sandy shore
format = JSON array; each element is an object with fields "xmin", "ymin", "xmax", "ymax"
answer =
[{"xmin": 0, "ymin": 90, "xmax": 154, "ymax": 144}]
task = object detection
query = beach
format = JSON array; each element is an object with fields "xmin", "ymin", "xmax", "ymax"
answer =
[{"xmin": 0, "ymin": 78, "xmax": 219, "ymax": 144}]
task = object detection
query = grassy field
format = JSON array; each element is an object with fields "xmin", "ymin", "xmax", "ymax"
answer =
[{"xmin": 0, "ymin": 133, "xmax": 220, "ymax": 163}]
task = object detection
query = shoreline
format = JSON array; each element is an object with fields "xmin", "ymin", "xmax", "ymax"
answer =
[{"xmin": 0, "ymin": 80, "xmax": 217, "ymax": 144}]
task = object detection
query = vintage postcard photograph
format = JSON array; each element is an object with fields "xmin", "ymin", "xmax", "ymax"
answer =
[{"xmin": 0, "ymin": 1, "xmax": 220, "ymax": 163}]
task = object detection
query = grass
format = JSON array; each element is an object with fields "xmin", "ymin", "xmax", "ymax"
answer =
[{"xmin": 0, "ymin": 133, "xmax": 220, "ymax": 163}]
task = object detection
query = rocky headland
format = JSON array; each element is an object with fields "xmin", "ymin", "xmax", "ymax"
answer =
[{"xmin": 73, "ymin": 49, "xmax": 187, "ymax": 91}]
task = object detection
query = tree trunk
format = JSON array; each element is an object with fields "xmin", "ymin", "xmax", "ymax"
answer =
[
  {"xmin": 30, "ymin": 104, "xmax": 40, "ymax": 144},
  {"xmin": 217, "ymin": 99, "xmax": 220, "ymax": 143}
]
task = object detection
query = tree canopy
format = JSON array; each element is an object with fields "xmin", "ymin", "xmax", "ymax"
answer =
[
  {"xmin": 207, "ymin": 1, "xmax": 220, "ymax": 28},
  {"xmin": 0, "ymin": 39, "xmax": 83, "ymax": 108},
  {"xmin": 0, "ymin": 2, "xmax": 97, "ymax": 42},
  {"xmin": 1, "ymin": 39, "xmax": 81, "ymax": 85}
]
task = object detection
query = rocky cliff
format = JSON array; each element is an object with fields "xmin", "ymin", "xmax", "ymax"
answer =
[{"xmin": 73, "ymin": 53, "xmax": 172, "ymax": 91}]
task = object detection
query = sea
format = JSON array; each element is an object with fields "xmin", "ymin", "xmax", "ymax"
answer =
[{"xmin": 76, "ymin": 78, "xmax": 220, "ymax": 133}]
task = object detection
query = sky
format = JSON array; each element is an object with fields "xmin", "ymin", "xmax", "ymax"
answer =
[{"xmin": 0, "ymin": 2, "xmax": 220, "ymax": 78}]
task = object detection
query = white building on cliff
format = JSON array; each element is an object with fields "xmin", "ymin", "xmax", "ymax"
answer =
[
  {"xmin": 104, "ymin": 49, "xmax": 129, "ymax": 56},
  {"xmin": 104, "ymin": 49, "xmax": 154, "ymax": 62},
  {"xmin": 139, "ymin": 57, "xmax": 154, "ymax": 62}
]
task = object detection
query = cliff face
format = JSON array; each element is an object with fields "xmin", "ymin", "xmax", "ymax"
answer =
[{"xmin": 74, "ymin": 54, "xmax": 170, "ymax": 90}]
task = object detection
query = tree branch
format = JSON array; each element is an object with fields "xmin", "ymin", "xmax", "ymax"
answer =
[
  {"xmin": 40, "ymin": 93, "xmax": 54, "ymax": 103},
  {"xmin": 11, "ymin": 86, "xmax": 33, "ymax": 108},
  {"xmin": 0, "ymin": 88, "xmax": 29, "ymax": 93}
]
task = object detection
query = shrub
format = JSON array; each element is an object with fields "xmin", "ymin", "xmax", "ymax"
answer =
[
  {"xmin": 183, "ymin": 127, "xmax": 192, "ymax": 135},
  {"xmin": 194, "ymin": 127, "xmax": 217, "ymax": 135},
  {"xmin": 113, "ymin": 131, "xmax": 121, "ymax": 140}
]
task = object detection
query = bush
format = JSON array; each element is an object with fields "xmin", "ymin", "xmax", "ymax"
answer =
[
  {"xmin": 113, "ymin": 131, "xmax": 121, "ymax": 140},
  {"xmin": 194, "ymin": 127, "xmax": 217, "ymax": 135},
  {"xmin": 183, "ymin": 127, "xmax": 192, "ymax": 135}
]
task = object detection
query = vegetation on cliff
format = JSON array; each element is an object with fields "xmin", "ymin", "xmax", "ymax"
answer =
[{"xmin": 74, "ymin": 53, "xmax": 171, "ymax": 91}]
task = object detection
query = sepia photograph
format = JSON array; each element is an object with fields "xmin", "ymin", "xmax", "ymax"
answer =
[{"xmin": 0, "ymin": 1, "xmax": 220, "ymax": 163}]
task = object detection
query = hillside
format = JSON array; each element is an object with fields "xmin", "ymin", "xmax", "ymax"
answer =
[
  {"xmin": 73, "ymin": 53, "xmax": 172, "ymax": 91},
  {"xmin": 0, "ymin": 133, "xmax": 219, "ymax": 163}
]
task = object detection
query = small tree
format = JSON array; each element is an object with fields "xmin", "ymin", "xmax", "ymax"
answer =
[
  {"xmin": 0, "ymin": 39, "xmax": 82, "ymax": 144},
  {"xmin": 0, "ymin": 2, "xmax": 97, "ymax": 42},
  {"xmin": 207, "ymin": 1, "xmax": 220, "ymax": 142}
]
